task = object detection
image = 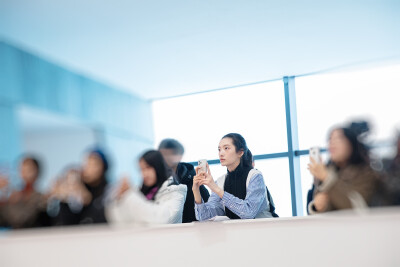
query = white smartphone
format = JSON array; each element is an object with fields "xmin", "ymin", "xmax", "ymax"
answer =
[
  {"xmin": 309, "ymin": 147, "xmax": 321, "ymax": 163},
  {"xmin": 198, "ymin": 159, "xmax": 208, "ymax": 174}
]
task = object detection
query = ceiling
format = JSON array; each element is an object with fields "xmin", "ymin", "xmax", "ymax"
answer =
[{"xmin": 0, "ymin": 0, "xmax": 399, "ymax": 99}]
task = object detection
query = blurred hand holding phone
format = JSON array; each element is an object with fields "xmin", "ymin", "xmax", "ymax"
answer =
[{"xmin": 309, "ymin": 147, "xmax": 321, "ymax": 164}]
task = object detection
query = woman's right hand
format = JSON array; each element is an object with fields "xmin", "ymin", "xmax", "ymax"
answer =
[
  {"xmin": 192, "ymin": 166, "xmax": 205, "ymax": 191},
  {"xmin": 192, "ymin": 166, "xmax": 205, "ymax": 204}
]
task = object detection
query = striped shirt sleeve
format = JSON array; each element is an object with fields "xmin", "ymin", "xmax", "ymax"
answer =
[
  {"xmin": 221, "ymin": 173, "xmax": 267, "ymax": 219},
  {"xmin": 194, "ymin": 190, "xmax": 225, "ymax": 221}
]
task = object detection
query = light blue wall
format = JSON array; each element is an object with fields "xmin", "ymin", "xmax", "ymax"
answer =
[{"xmin": 0, "ymin": 41, "xmax": 154, "ymax": 184}]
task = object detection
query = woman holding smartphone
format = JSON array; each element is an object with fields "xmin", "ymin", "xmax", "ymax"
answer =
[
  {"xmin": 106, "ymin": 150, "xmax": 187, "ymax": 224},
  {"xmin": 193, "ymin": 133, "xmax": 275, "ymax": 220},
  {"xmin": 307, "ymin": 122, "xmax": 379, "ymax": 213}
]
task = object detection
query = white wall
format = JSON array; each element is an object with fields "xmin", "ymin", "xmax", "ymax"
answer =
[{"xmin": 22, "ymin": 128, "xmax": 97, "ymax": 192}]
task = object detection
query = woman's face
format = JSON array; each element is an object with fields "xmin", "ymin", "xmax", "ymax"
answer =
[
  {"xmin": 20, "ymin": 160, "xmax": 38, "ymax": 185},
  {"xmin": 139, "ymin": 159, "xmax": 157, "ymax": 187},
  {"xmin": 82, "ymin": 154, "xmax": 104, "ymax": 184},
  {"xmin": 218, "ymin": 138, "xmax": 244, "ymax": 168},
  {"xmin": 329, "ymin": 129, "xmax": 352, "ymax": 165}
]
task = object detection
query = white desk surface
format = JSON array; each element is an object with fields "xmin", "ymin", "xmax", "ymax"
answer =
[{"xmin": 1, "ymin": 207, "xmax": 399, "ymax": 267}]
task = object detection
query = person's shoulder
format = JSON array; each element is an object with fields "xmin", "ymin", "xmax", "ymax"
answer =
[
  {"xmin": 346, "ymin": 164, "xmax": 377, "ymax": 179},
  {"xmin": 248, "ymin": 168, "xmax": 263, "ymax": 181},
  {"xmin": 247, "ymin": 168, "xmax": 265, "ymax": 187},
  {"xmin": 249, "ymin": 168, "xmax": 262, "ymax": 177},
  {"xmin": 178, "ymin": 162, "xmax": 195, "ymax": 171},
  {"xmin": 163, "ymin": 177, "xmax": 187, "ymax": 193},
  {"xmin": 177, "ymin": 162, "xmax": 196, "ymax": 183}
]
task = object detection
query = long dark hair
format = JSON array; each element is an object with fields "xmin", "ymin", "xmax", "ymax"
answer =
[
  {"xmin": 140, "ymin": 150, "xmax": 174, "ymax": 196},
  {"xmin": 328, "ymin": 121, "xmax": 370, "ymax": 168},
  {"xmin": 222, "ymin": 133, "xmax": 253, "ymax": 219},
  {"xmin": 222, "ymin": 133, "xmax": 253, "ymax": 169}
]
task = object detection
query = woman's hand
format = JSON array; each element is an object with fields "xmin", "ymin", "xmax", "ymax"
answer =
[
  {"xmin": 192, "ymin": 166, "xmax": 204, "ymax": 192},
  {"xmin": 199, "ymin": 164, "xmax": 224, "ymax": 198},
  {"xmin": 116, "ymin": 177, "xmax": 131, "ymax": 199},
  {"xmin": 308, "ymin": 157, "xmax": 328, "ymax": 182},
  {"xmin": 313, "ymin": 192, "xmax": 329, "ymax": 212},
  {"xmin": 51, "ymin": 177, "xmax": 92, "ymax": 205},
  {"xmin": 193, "ymin": 166, "xmax": 206, "ymax": 204}
]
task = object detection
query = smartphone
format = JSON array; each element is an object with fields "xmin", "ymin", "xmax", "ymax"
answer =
[
  {"xmin": 198, "ymin": 159, "xmax": 208, "ymax": 174},
  {"xmin": 309, "ymin": 147, "xmax": 321, "ymax": 163}
]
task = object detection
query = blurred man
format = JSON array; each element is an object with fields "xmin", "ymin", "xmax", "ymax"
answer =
[{"xmin": 159, "ymin": 139, "xmax": 209, "ymax": 223}]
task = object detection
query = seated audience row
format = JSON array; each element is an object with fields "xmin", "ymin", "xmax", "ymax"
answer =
[{"xmin": 1, "ymin": 122, "xmax": 400, "ymax": 229}]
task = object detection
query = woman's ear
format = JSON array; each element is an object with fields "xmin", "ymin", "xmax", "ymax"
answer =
[{"xmin": 238, "ymin": 150, "xmax": 244, "ymax": 158}]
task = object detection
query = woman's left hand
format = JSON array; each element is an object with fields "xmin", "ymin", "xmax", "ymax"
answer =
[
  {"xmin": 308, "ymin": 157, "xmax": 328, "ymax": 182},
  {"xmin": 200, "ymin": 164, "xmax": 224, "ymax": 198}
]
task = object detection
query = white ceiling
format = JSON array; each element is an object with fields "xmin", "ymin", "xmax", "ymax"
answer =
[{"xmin": 1, "ymin": 0, "xmax": 399, "ymax": 99}]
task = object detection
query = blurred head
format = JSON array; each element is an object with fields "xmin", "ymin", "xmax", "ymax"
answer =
[
  {"xmin": 158, "ymin": 139, "xmax": 184, "ymax": 169},
  {"xmin": 219, "ymin": 133, "xmax": 253, "ymax": 170},
  {"xmin": 82, "ymin": 149, "xmax": 108, "ymax": 185},
  {"xmin": 139, "ymin": 150, "xmax": 171, "ymax": 188},
  {"xmin": 328, "ymin": 123, "xmax": 369, "ymax": 167},
  {"xmin": 20, "ymin": 157, "xmax": 40, "ymax": 185}
]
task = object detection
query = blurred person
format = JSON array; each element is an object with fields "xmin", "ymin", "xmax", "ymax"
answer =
[
  {"xmin": 380, "ymin": 132, "xmax": 400, "ymax": 205},
  {"xmin": 193, "ymin": 133, "xmax": 275, "ymax": 220},
  {"xmin": 307, "ymin": 122, "xmax": 380, "ymax": 214},
  {"xmin": 158, "ymin": 138, "xmax": 210, "ymax": 223},
  {"xmin": 0, "ymin": 156, "xmax": 50, "ymax": 229},
  {"xmin": 106, "ymin": 150, "xmax": 187, "ymax": 224},
  {"xmin": 51, "ymin": 149, "xmax": 109, "ymax": 225}
]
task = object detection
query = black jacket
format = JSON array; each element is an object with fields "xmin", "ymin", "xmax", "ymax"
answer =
[
  {"xmin": 176, "ymin": 162, "xmax": 210, "ymax": 223},
  {"xmin": 53, "ymin": 178, "xmax": 108, "ymax": 226}
]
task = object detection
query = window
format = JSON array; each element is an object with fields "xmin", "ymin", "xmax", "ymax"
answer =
[
  {"xmin": 152, "ymin": 81, "xmax": 292, "ymax": 216},
  {"xmin": 296, "ymin": 64, "xmax": 400, "ymax": 150},
  {"xmin": 152, "ymin": 81, "xmax": 287, "ymax": 163},
  {"xmin": 254, "ymin": 158, "xmax": 292, "ymax": 217},
  {"xmin": 153, "ymin": 63, "xmax": 400, "ymax": 218},
  {"xmin": 296, "ymin": 63, "xmax": 400, "ymax": 214}
]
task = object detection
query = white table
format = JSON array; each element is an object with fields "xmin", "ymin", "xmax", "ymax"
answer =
[{"xmin": 1, "ymin": 208, "xmax": 399, "ymax": 267}]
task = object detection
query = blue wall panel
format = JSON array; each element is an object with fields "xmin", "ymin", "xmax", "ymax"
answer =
[{"xmin": 0, "ymin": 41, "xmax": 154, "ymax": 183}]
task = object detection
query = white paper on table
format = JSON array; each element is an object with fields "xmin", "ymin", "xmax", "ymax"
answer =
[{"xmin": 208, "ymin": 216, "xmax": 230, "ymax": 221}]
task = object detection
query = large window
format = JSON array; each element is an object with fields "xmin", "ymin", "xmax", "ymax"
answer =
[
  {"xmin": 153, "ymin": 81, "xmax": 287, "ymax": 161},
  {"xmin": 296, "ymin": 63, "xmax": 400, "ymax": 214},
  {"xmin": 296, "ymin": 64, "xmax": 400, "ymax": 150},
  {"xmin": 152, "ymin": 81, "xmax": 292, "ymax": 216}
]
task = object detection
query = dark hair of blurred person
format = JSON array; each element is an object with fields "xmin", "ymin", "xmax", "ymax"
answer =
[
  {"xmin": 158, "ymin": 138, "xmax": 210, "ymax": 223},
  {"xmin": 0, "ymin": 155, "xmax": 50, "ymax": 229},
  {"xmin": 307, "ymin": 121, "xmax": 380, "ymax": 214},
  {"xmin": 106, "ymin": 150, "xmax": 187, "ymax": 224},
  {"xmin": 380, "ymin": 132, "xmax": 400, "ymax": 205},
  {"xmin": 51, "ymin": 148, "xmax": 109, "ymax": 225}
]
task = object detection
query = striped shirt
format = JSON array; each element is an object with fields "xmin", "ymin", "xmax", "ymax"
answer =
[{"xmin": 195, "ymin": 172, "xmax": 273, "ymax": 220}]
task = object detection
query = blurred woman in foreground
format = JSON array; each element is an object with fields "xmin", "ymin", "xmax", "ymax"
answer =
[
  {"xmin": 308, "ymin": 122, "xmax": 380, "ymax": 214},
  {"xmin": 106, "ymin": 150, "xmax": 187, "ymax": 224}
]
